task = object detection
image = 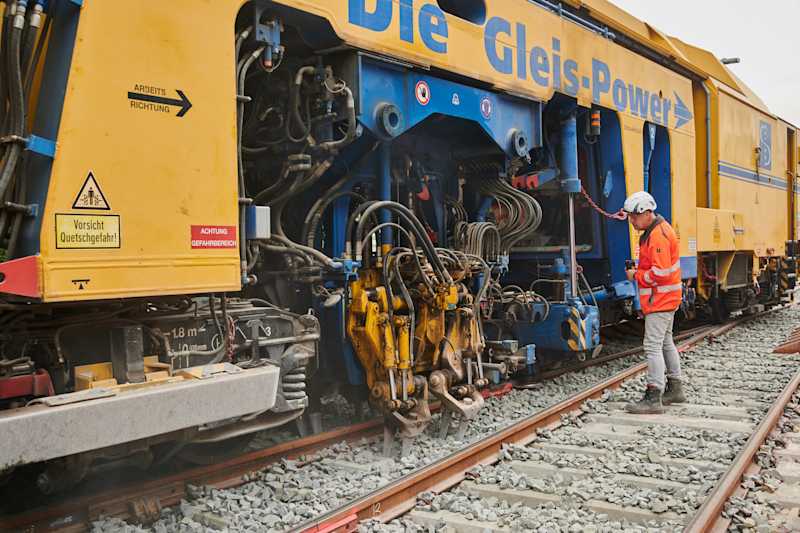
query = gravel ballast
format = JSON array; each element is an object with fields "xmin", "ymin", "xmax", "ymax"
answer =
[{"xmin": 94, "ymin": 309, "xmax": 800, "ymax": 532}]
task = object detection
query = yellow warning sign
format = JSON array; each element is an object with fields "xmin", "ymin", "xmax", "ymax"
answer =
[
  {"xmin": 72, "ymin": 172, "xmax": 110, "ymax": 210},
  {"xmin": 55, "ymin": 214, "xmax": 120, "ymax": 249}
]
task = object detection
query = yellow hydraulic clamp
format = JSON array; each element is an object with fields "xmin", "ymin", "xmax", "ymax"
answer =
[{"xmin": 347, "ymin": 258, "xmax": 486, "ymax": 444}]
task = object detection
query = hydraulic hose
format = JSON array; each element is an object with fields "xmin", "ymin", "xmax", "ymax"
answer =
[
  {"xmin": 318, "ymin": 87, "xmax": 356, "ymax": 152},
  {"xmin": 302, "ymin": 173, "xmax": 351, "ymax": 240},
  {"xmin": 391, "ymin": 250, "xmax": 416, "ymax": 367},
  {"xmin": 5, "ymin": 163, "xmax": 26, "ymax": 257},
  {"xmin": 267, "ymin": 157, "xmax": 331, "ymax": 209},
  {"xmin": 23, "ymin": 3, "xmax": 48, "ymax": 99},
  {"xmin": 270, "ymin": 234, "xmax": 341, "ymax": 270},
  {"xmin": 347, "ymin": 201, "xmax": 451, "ymax": 284},
  {"xmin": 236, "ymin": 46, "xmax": 265, "ymax": 278},
  {"xmin": 0, "ymin": 4, "xmax": 26, "ymax": 202},
  {"xmin": 252, "ymin": 156, "xmax": 311, "ymax": 206},
  {"xmin": 269, "ymin": 159, "xmax": 332, "ymax": 240},
  {"xmin": 0, "ymin": 6, "xmax": 14, "ymax": 138},
  {"xmin": 18, "ymin": 3, "xmax": 40, "ymax": 86},
  {"xmin": 350, "ymin": 201, "xmax": 444, "ymax": 279},
  {"xmin": 257, "ymin": 242, "xmax": 312, "ymax": 265},
  {"xmin": 286, "ymin": 66, "xmax": 314, "ymax": 143},
  {"xmin": 359, "ymin": 222, "xmax": 435, "ymax": 295},
  {"xmin": 466, "ymin": 253, "xmax": 491, "ymax": 342},
  {"xmin": 303, "ymin": 190, "xmax": 367, "ymax": 248}
]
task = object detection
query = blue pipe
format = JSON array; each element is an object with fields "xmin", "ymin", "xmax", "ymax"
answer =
[
  {"xmin": 559, "ymin": 113, "xmax": 580, "ymax": 194},
  {"xmin": 379, "ymin": 142, "xmax": 393, "ymax": 246}
]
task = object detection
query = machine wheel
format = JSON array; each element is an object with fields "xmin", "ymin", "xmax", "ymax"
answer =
[{"xmin": 709, "ymin": 297, "xmax": 729, "ymax": 324}]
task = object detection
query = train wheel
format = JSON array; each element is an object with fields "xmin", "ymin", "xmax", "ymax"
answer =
[{"xmin": 709, "ymin": 297, "xmax": 729, "ymax": 324}]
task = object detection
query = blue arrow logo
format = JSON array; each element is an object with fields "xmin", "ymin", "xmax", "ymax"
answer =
[{"xmin": 674, "ymin": 92, "xmax": 693, "ymax": 129}]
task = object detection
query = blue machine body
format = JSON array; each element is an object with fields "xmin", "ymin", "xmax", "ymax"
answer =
[
  {"xmin": 307, "ymin": 54, "xmax": 689, "ymax": 383},
  {"xmin": 509, "ymin": 300, "xmax": 600, "ymax": 354},
  {"xmin": 356, "ymin": 56, "xmax": 542, "ymax": 156}
]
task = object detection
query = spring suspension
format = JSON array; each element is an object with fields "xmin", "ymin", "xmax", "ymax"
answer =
[{"xmin": 281, "ymin": 364, "xmax": 307, "ymax": 401}]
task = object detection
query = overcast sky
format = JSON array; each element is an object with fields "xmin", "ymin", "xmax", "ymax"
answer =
[{"xmin": 610, "ymin": 0, "xmax": 800, "ymax": 126}]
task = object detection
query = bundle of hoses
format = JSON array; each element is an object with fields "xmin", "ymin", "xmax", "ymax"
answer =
[
  {"xmin": 478, "ymin": 177, "xmax": 543, "ymax": 253},
  {"xmin": 455, "ymin": 221, "xmax": 501, "ymax": 263},
  {"xmin": 345, "ymin": 200, "xmax": 453, "ymax": 286},
  {"xmin": 0, "ymin": 1, "xmax": 47, "ymax": 259},
  {"xmin": 235, "ymin": 40, "xmax": 357, "ymax": 273}
]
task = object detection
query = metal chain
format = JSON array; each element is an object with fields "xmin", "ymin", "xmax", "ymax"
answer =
[{"xmin": 580, "ymin": 185, "xmax": 628, "ymax": 220}]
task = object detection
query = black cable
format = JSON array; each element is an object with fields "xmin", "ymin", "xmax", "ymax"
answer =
[
  {"xmin": 392, "ymin": 251, "xmax": 416, "ymax": 366},
  {"xmin": 0, "ymin": 6, "xmax": 14, "ymax": 138},
  {"xmin": 286, "ymin": 67, "xmax": 312, "ymax": 143},
  {"xmin": 0, "ymin": 6, "xmax": 25, "ymax": 213},
  {"xmin": 347, "ymin": 201, "xmax": 446, "ymax": 281}
]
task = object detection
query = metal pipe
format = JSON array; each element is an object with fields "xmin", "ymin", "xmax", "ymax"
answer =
[
  {"xmin": 379, "ymin": 143, "xmax": 393, "ymax": 251},
  {"xmin": 527, "ymin": 0, "xmax": 616, "ymax": 39},
  {"xmin": 568, "ymin": 195, "xmax": 578, "ymax": 299},
  {"xmin": 559, "ymin": 111, "xmax": 580, "ymax": 300},
  {"xmin": 702, "ymin": 82, "xmax": 712, "ymax": 208}
]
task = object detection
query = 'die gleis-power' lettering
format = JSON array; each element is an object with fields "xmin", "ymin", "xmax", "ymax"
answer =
[{"xmin": 347, "ymin": 1, "xmax": 693, "ymax": 129}]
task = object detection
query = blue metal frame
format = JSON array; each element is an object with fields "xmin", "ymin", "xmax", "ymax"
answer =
[
  {"xmin": 356, "ymin": 56, "xmax": 542, "ymax": 158},
  {"xmin": 597, "ymin": 109, "xmax": 631, "ymax": 285},
  {"xmin": 507, "ymin": 300, "xmax": 600, "ymax": 353},
  {"xmin": 645, "ymin": 122, "xmax": 672, "ymax": 223}
]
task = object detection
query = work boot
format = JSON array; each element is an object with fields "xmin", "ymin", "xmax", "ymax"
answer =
[
  {"xmin": 625, "ymin": 386, "xmax": 665, "ymax": 414},
  {"xmin": 662, "ymin": 377, "xmax": 687, "ymax": 405}
]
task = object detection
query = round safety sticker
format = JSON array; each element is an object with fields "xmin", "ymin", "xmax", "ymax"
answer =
[
  {"xmin": 415, "ymin": 81, "xmax": 431, "ymax": 106},
  {"xmin": 480, "ymin": 97, "xmax": 493, "ymax": 119}
]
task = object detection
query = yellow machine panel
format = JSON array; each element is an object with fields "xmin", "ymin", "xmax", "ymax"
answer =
[
  {"xmin": 38, "ymin": 1, "xmax": 245, "ymax": 302},
  {"xmin": 696, "ymin": 208, "xmax": 744, "ymax": 252},
  {"xmin": 715, "ymin": 87, "xmax": 789, "ymax": 257},
  {"xmin": 619, "ymin": 113, "xmax": 697, "ymax": 260},
  {"xmin": 26, "ymin": 0, "xmax": 708, "ymax": 303}
]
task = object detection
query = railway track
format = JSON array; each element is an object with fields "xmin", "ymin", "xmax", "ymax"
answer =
[
  {"xmin": 337, "ymin": 307, "xmax": 800, "ymax": 533},
  {"xmin": 0, "ymin": 314, "xmax": 791, "ymax": 532}
]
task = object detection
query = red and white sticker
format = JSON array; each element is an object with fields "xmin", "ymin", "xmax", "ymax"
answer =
[
  {"xmin": 480, "ymin": 97, "xmax": 493, "ymax": 119},
  {"xmin": 415, "ymin": 81, "xmax": 431, "ymax": 106},
  {"xmin": 191, "ymin": 225, "xmax": 237, "ymax": 249}
]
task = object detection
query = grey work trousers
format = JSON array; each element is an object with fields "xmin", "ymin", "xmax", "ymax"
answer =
[{"xmin": 643, "ymin": 311, "xmax": 682, "ymax": 391}]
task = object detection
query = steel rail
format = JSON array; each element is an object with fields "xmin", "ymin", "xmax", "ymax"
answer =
[
  {"xmin": 0, "ymin": 418, "xmax": 387, "ymax": 532},
  {"xmin": 532, "ymin": 325, "xmax": 716, "ymax": 382},
  {"xmin": 294, "ymin": 321, "xmax": 740, "ymax": 533},
  {"xmin": 685, "ymin": 367, "xmax": 800, "ymax": 532},
  {"xmin": 0, "ymin": 318, "xmax": 752, "ymax": 532}
]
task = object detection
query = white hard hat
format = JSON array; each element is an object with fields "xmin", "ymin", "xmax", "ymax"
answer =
[{"xmin": 623, "ymin": 191, "xmax": 657, "ymax": 214}]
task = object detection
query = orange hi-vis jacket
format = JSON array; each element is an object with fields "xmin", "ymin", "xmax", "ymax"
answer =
[{"xmin": 635, "ymin": 216, "xmax": 682, "ymax": 315}]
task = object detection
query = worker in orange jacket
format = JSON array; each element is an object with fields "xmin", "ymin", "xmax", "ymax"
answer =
[{"xmin": 623, "ymin": 192, "xmax": 686, "ymax": 414}]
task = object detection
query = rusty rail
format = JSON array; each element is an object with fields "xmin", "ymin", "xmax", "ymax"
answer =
[
  {"xmin": 0, "ymin": 317, "xmax": 754, "ymax": 532},
  {"xmin": 294, "ymin": 322, "xmax": 738, "ymax": 533},
  {"xmin": 685, "ymin": 367, "xmax": 800, "ymax": 532},
  {"xmin": 0, "ymin": 419, "xmax": 386, "ymax": 532}
]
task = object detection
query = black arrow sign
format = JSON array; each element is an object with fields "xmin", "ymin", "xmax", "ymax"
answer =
[{"xmin": 127, "ymin": 89, "xmax": 192, "ymax": 117}]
